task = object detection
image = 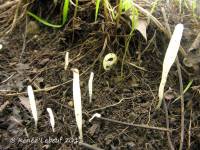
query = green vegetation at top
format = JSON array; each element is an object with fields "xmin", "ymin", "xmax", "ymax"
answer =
[
  {"xmin": 28, "ymin": 0, "xmax": 139, "ymax": 31},
  {"xmin": 27, "ymin": 0, "xmax": 70, "ymax": 28}
]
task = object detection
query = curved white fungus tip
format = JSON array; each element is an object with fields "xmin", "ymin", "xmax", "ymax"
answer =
[
  {"xmin": 88, "ymin": 72, "xmax": 94, "ymax": 103},
  {"xmin": 89, "ymin": 113, "xmax": 101, "ymax": 122},
  {"xmin": 64, "ymin": 51, "xmax": 69, "ymax": 70},
  {"xmin": 47, "ymin": 108, "xmax": 55, "ymax": 132},
  {"xmin": 157, "ymin": 23, "xmax": 184, "ymax": 109},
  {"xmin": 176, "ymin": 23, "xmax": 184, "ymax": 30},
  {"xmin": 72, "ymin": 68, "xmax": 83, "ymax": 142},
  {"xmin": 27, "ymin": 85, "xmax": 38, "ymax": 127}
]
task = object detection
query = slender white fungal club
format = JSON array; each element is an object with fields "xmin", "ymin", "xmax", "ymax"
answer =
[
  {"xmin": 27, "ymin": 85, "xmax": 38, "ymax": 127},
  {"xmin": 89, "ymin": 113, "xmax": 101, "ymax": 122},
  {"xmin": 88, "ymin": 72, "xmax": 94, "ymax": 103},
  {"xmin": 64, "ymin": 51, "xmax": 69, "ymax": 70},
  {"xmin": 47, "ymin": 108, "xmax": 55, "ymax": 132},
  {"xmin": 71, "ymin": 68, "xmax": 83, "ymax": 142},
  {"xmin": 157, "ymin": 24, "xmax": 184, "ymax": 109}
]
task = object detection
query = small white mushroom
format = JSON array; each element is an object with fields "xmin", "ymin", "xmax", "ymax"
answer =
[
  {"xmin": 27, "ymin": 85, "xmax": 38, "ymax": 127},
  {"xmin": 71, "ymin": 68, "xmax": 83, "ymax": 142}
]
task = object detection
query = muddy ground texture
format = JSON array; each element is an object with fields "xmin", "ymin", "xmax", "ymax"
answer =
[{"xmin": 0, "ymin": 0, "xmax": 200, "ymax": 149}]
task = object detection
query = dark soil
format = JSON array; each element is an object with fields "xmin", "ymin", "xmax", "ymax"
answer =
[{"xmin": 0, "ymin": 0, "xmax": 200, "ymax": 150}]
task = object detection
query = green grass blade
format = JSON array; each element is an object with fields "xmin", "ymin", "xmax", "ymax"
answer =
[
  {"xmin": 27, "ymin": 11, "xmax": 62, "ymax": 28},
  {"xmin": 62, "ymin": 0, "xmax": 70, "ymax": 24},
  {"xmin": 121, "ymin": 0, "xmax": 139, "ymax": 32},
  {"xmin": 73, "ymin": 0, "xmax": 78, "ymax": 18},
  {"xmin": 27, "ymin": 0, "xmax": 70, "ymax": 28},
  {"xmin": 95, "ymin": 0, "xmax": 101, "ymax": 21},
  {"xmin": 122, "ymin": 0, "xmax": 132, "ymax": 11},
  {"xmin": 173, "ymin": 80, "xmax": 193, "ymax": 103},
  {"xmin": 119, "ymin": 0, "xmax": 122, "ymax": 12},
  {"xmin": 150, "ymin": 0, "xmax": 160, "ymax": 14},
  {"xmin": 116, "ymin": 0, "xmax": 122, "ymax": 26}
]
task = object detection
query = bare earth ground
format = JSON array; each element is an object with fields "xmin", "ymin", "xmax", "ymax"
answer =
[{"xmin": 0, "ymin": 0, "xmax": 200, "ymax": 149}]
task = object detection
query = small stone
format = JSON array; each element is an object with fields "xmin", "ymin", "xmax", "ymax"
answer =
[
  {"xmin": 68, "ymin": 101, "xmax": 73, "ymax": 107},
  {"xmin": 80, "ymin": 81, "xmax": 84, "ymax": 87},
  {"xmin": 39, "ymin": 58, "xmax": 50, "ymax": 66},
  {"xmin": 127, "ymin": 142, "xmax": 135, "ymax": 149},
  {"xmin": 0, "ymin": 44, "xmax": 2, "ymax": 50},
  {"xmin": 89, "ymin": 123, "xmax": 99, "ymax": 136},
  {"xmin": 26, "ymin": 21, "xmax": 40, "ymax": 35},
  {"xmin": 128, "ymin": 112, "xmax": 138, "ymax": 121}
]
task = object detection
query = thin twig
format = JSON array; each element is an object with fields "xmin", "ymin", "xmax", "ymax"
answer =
[
  {"xmin": 96, "ymin": 116, "xmax": 171, "ymax": 132},
  {"xmin": 0, "ymin": 73, "xmax": 15, "ymax": 84},
  {"xmin": 19, "ymin": 15, "xmax": 28, "ymax": 62},
  {"xmin": 5, "ymin": 0, "xmax": 22, "ymax": 35},
  {"xmin": 188, "ymin": 108, "xmax": 192, "ymax": 150},
  {"xmin": 0, "ymin": 0, "xmax": 18, "ymax": 10},
  {"xmin": 88, "ymin": 96, "xmax": 134, "ymax": 113},
  {"xmin": 0, "ymin": 101, "xmax": 9, "ymax": 112},
  {"xmin": 0, "ymin": 80, "xmax": 72, "ymax": 96},
  {"xmin": 163, "ymin": 100, "xmax": 175, "ymax": 150},
  {"xmin": 176, "ymin": 56, "xmax": 185, "ymax": 150},
  {"xmin": 79, "ymin": 142, "xmax": 103, "ymax": 150}
]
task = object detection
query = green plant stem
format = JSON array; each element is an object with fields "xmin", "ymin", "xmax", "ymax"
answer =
[
  {"xmin": 103, "ymin": 0, "xmax": 109, "ymax": 21},
  {"xmin": 74, "ymin": 0, "xmax": 78, "ymax": 18},
  {"xmin": 176, "ymin": 57, "xmax": 184, "ymax": 150},
  {"xmin": 121, "ymin": 31, "xmax": 133, "ymax": 77},
  {"xmin": 116, "ymin": 0, "xmax": 122, "ymax": 26}
]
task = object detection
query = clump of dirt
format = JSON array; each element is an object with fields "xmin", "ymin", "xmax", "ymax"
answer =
[{"xmin": 1, "ymin": 0, "xmax": 200, "ymax": 149}]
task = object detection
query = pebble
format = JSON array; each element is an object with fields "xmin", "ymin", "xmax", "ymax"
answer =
[
  {"xmin": 68, "ymin": 100, "xmax": 74, "ymax": 107},
  {"xmin": 26, "ymin": 21, "xmax": 39, "ymax": 35}
]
